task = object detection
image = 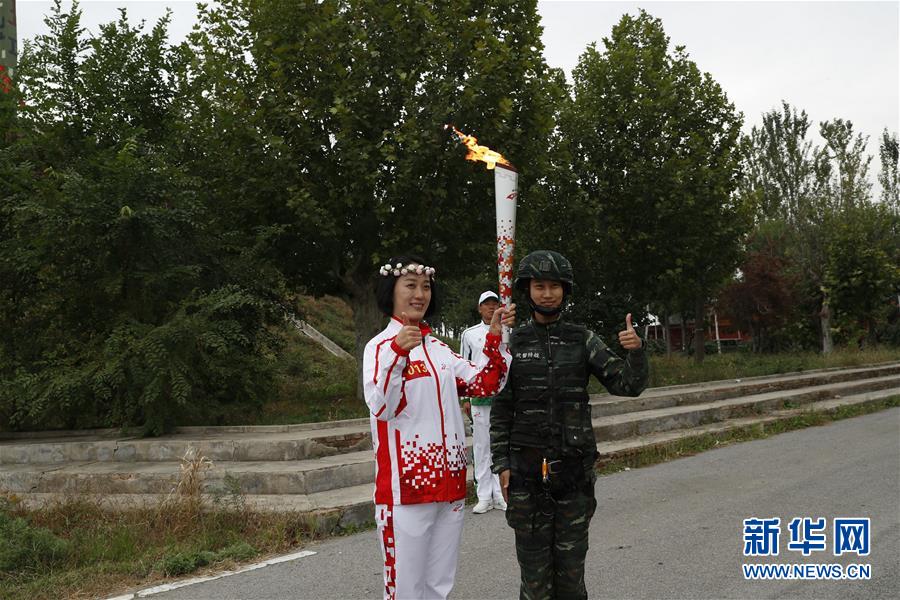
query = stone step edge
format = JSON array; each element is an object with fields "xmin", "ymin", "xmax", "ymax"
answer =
[
  {"xmin": 8, "ymin": 391, "xmax": 898, "ymax": 530},
  {"xmin": 5, "ymin": 375, "xmax": 898, "ymax": 472},
  {"xmin": 595, "ymin": 360, "xmax": 900, "ymax": 396},
  {"xmin": 593, "ymin": 374, "xmax": 900, "ymax": 426},
  {"xmin": 590, "ymin": 363, "xmax": 900, "ymax": 411},
  {"xmin": 594, "ymin": 388, "xmax": 900, "ymax": 461},
  {"xmin": 10, "ymin": 382, "xmax": 898, "ymax": 496},
  {"xmin": 3, "ymin": 362, "xmax": 897, "ymax": 441}
]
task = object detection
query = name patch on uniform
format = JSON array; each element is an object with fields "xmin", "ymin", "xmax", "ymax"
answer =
[
  {"xmin": 404, "ymin": 360, "xmax": 430, "ymax": 380},
  {"xmin": 514, "ymin": 351, "xmax": 542, "ymax": 360}
]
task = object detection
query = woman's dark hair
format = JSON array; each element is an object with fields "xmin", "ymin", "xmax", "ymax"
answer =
[{"xmin": 375, "ymin": 254, "xmax": 439, "ymax": 319}]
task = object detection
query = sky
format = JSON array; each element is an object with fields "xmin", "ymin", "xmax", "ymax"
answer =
[{"xmin": 14, "ymin": 0, "xmax": 900, "ymax": 193}]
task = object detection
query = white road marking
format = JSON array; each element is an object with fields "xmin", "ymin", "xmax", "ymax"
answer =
[{"xmin": 106, "ymin": 550, "xmax": 317, "ymax": 599}]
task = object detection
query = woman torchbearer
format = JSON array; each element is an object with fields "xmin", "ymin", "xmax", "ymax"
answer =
[{"xmin": 363, "ymin": 254, "xmax": 515, "ymax": 600}]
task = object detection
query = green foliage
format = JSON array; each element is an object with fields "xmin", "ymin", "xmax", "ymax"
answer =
[
  {"xmin": 878, "ymin": 129, "xmax": 899, "ymax": 210},
  {"xmin": 0, "ymin": 2, "xmax": 284, "ymax": 433},
  {"xmin": 825, "ymin": 203, "xmax": 900, "ymax": 346},
  {"xmin": 739, "ymin": 102, "xmax": 818, "ymax": 222},
  {"xmin": 0, "ymin": 504, "xmax": 70, "ymax": 573},
  {"xmin": 155, "ymin": 541, "xmax": 256, "ymax": 577},
  {"xmin": 188, "ymin": 0, "xmax": 565, "ymax": 370},
  {"xmin": 736, "ymin": 101, "xmax": 898, "ymax": 353},
  {"xmin": 539, "ymin": 10, "xmax": 748, "ymax": 346},
  {"xmin": 819, "ymin": 118, "xmax": 873, "ymax": 211},
  {"xmin": 435, "ymin": 272, "xmax": 498, "ymax": 336},
  {"xmin": 3, "ymin": 0, "xmax": 898, "ymax": 431}
]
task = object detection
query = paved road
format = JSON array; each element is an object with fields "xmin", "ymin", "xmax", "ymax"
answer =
[{"xmin": 156, "ymin": 409, "xmax": 900, "ymax": 599}]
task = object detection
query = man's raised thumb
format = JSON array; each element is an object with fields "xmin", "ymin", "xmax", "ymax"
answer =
[{"xmin": 626, "ymin": 313, "xmax": 633, "ymax": 330}]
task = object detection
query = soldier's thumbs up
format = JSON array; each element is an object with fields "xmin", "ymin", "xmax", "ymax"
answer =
[{"xmin": 618, "ymin": 312, "xmax": 642, "ymax": 350}]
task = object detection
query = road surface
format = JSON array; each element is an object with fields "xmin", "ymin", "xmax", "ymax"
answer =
[{"xmin": 152, "ymin": 408, "xmax": 900, "ymax": 599}]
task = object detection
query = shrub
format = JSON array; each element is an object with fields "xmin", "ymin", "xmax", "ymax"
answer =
[{"xmin": 0, "ymin": 506, "xmax": 70, "ymax": 572}]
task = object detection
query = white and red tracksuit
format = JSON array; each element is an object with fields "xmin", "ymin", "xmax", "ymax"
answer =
[
  {"xmin": 459, "ymin": 320, "xmax": 505, "ymax": 506},
  {"xmin": 363, "ymin": 317, "xmax": 510, "ymax": 600}
]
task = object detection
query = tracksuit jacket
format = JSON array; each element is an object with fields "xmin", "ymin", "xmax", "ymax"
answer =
[
  {"xmin": 459, "ymin": 321, "xmax": 497, "ymax": 406},
  {"xmin": 363, "ymin": 317, "xmax": 511, "ymax": 505}
]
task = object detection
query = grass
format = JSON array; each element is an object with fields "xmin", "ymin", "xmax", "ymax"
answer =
[
  {"xmin": 263, "ymin": 330, "xmax": 364, "ymax": 424},
  {"xmin": 293, "ymin": 294, "xmax": 355, "ymax": 354},
  {"xmin": 0, "ymin": 500, "xmax": 331, "ymax": 600},
  {"xmin": 0, "ymin": 452, "xmax": 341, "ymax": 600}
]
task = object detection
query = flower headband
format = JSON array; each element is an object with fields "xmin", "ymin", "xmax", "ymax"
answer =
[{"xmin": 379, "ymin": 262, "xmax": 437, "ymax": 278}]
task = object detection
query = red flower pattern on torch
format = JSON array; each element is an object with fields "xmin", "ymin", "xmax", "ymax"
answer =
[{"xmin": 0, "ymin": 65, "xmax": 11, "ymax": 94}]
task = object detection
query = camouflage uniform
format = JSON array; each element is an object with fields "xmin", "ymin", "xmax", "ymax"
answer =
[{"xmin": 491, "ymin": 251, "xmax": 649, "ymax": 600}]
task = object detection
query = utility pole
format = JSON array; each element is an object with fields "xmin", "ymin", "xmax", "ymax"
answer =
[{"xmin": 0, "ymin": 0, "xmax": 16, "ymax": 93}]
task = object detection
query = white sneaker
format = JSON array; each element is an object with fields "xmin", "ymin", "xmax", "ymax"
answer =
[
  {"xmin": 493, "ymin": 497, "xmax": 507, "ymax": 511},
  {"xmin": 472, "ymin": 500, "xmax": 493, "ymax": 514}
]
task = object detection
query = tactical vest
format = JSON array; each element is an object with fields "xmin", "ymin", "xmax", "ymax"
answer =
[{"xmin": 506, "ymin": 319, "xmax": 596, "ymax": 457}]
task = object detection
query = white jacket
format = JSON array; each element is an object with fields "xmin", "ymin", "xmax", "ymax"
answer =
[
  {"xmin": 363, "ymin": 317, "xmax": 510, "ymax": 505},
  {"xmin": 459, "ymin": 321, "xmax": 491, "ymax": 367}
]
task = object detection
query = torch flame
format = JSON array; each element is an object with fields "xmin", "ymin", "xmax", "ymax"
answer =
[{"xmin": 445, "ymin": 125, "xmax": 513, "ymax": 170}]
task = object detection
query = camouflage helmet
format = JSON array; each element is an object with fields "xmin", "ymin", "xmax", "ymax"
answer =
[{"xmin": 515, "ymin": 250, "xmax": 574, "ymax": 292}]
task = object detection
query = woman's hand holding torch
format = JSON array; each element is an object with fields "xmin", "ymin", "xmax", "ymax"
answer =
[{"xmin": 489, "ymin": 303, "xmax": 517, "ymax": 338}]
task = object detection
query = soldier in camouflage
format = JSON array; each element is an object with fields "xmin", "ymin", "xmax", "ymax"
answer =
[{"xmin": 490, "ymin": 250, "xmax": 649, "ymax": 599}]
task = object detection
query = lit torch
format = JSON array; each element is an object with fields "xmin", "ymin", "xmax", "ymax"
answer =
[{"xmin": 446, "ymin": 125, "xmax": 518, "ymax": 343}]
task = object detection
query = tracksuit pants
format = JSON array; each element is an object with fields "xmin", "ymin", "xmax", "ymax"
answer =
[
  {"xmin": 471, "ymin": 404, "xmax": 503, "ymax": 504},
  {"xmin": 375, "ymin": 500, "xmax": 465, "ymax": 600}
]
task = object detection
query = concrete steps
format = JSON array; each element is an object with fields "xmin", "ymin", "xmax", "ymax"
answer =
[
  {"xmin": 3, "ymin": 364, "xmax": 898, "ymax": 467},
  {"xmin": 594, "ymin": 386, "xmax": 900, "ymax": 461},
  {"xmin": 589, "ymin": 363, "xmax": 900, "ymax": 418},
  {"xmin": 2, "ymin": 363, "xmax": 899, "ymax": 528},
  {"xmin": 0, "ymin": 423, "xmax": 372, "ymax": 464},
  {"xmin": 590, "ymin": 373, "xmax": 900, "ymax": 440}
]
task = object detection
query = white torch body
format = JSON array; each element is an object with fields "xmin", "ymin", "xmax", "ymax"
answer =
[{"xmin": 494, "ymin": 164, "xmax": 518, "ymax": 343}]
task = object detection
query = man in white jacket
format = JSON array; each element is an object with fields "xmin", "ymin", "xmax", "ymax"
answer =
[{"xmin": 459, "ymin": 291, "xmax": 507, "ymax": 514}]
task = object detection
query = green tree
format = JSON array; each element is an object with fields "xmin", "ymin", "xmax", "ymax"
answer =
[
  {"xmin": 737, "ymin": 101, "xmax": 891, "ymax": 354},
  {"xmin": 825, "ymin": 203, "xmax": 900, "ymax": 346},
  {"xmin": 557, "ymin": 10, "xmax": 748, "ymax": 361},
  {"xmin": 191, "ymin": 0, "xmax": 564, "ymax": 394},
  {"xmin": 818, "ymin": 118, "xmax": 872, "ymax": 211},
  {"xmin": 739, "ymin": 103, "xmax": 830, "ymax": 353},
  {"xmin": 878, "ymin": 128, "xmax": 899, "ymax": 211},
  {"xmin": 0, "ymin": 2, "xmax": 282, "ymax": 433},
  {"xmin": 738, "ymin": 102, "xmax": 817, "ymax": 222}
]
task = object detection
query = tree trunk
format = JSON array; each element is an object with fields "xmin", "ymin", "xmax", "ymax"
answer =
[
  {"xmin": 819, "ymin": 290, "xmax": 834, "ymax": 355},
  {"xmin": 693, "ymin": 296, "xmax": 705, "ymax": 363},
  {"xmin": 346, "ymin": 278, "xmax": 385, "ymax": 401},
  {"xmin": 664, "ymin": 311, "xmax": 672, "ymax": 356}
]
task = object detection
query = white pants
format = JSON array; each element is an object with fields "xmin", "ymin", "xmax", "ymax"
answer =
[
  {"xmin": 375, "ymin": 500, "xmax": 465, "ymax": 600},
  {"xmin": 471, "ymin": 405, "xmax": 502, "ymax": 503}
]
